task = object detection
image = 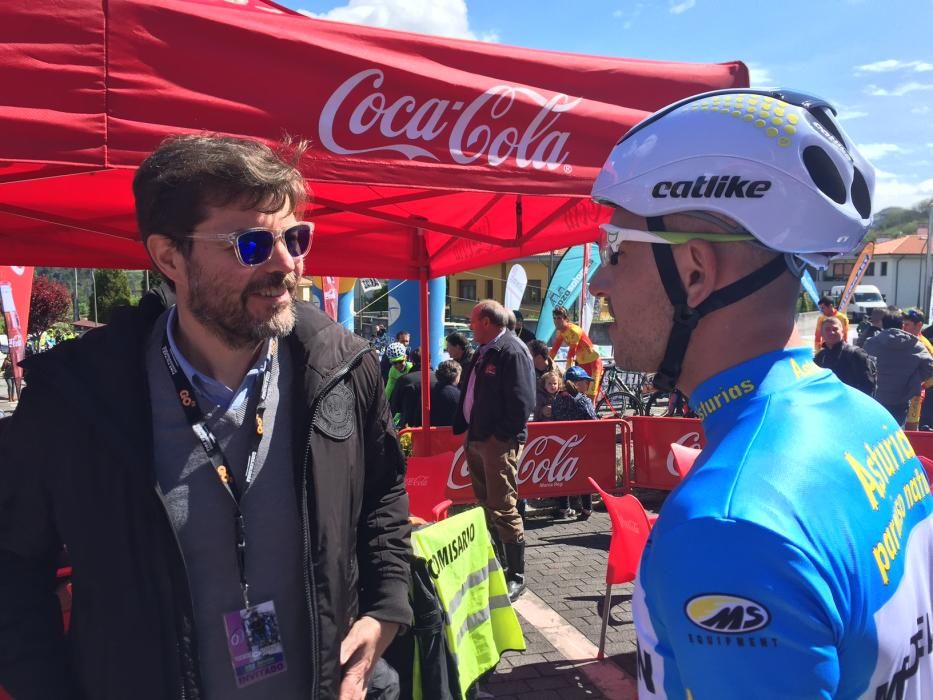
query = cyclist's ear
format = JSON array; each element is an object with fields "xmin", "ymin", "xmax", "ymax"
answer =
[{"xmin": 674, "ymin": 240, "xmax": 719, "ymax": 310}]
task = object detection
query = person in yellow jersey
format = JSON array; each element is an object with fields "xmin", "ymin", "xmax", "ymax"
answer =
[
  {"xmin": 814, "ymin": 295, "xmax": 848, "ymax": 353},
  {"xmin": 901, "ymin": 307, "xmax": 933, "ymax": 429},
  {"xmin": 548, "ymin": 305, "xmax": 603, "ymax": 402}
]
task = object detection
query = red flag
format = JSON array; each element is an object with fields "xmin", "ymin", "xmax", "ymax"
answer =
[
  {"xmin": 322, "ymin": 276, "xmax": 339, "ymax": 321},
  {"xmin": 0, "ymin": 266, "xmax": 35, "ymax": 389}
]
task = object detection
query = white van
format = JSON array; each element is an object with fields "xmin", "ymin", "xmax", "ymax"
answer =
[{"xmin": 830, "ymin": 284, "xmax": 886, "ymax": 323}]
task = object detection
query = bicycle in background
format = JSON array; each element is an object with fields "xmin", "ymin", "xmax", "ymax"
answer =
[{"xmin": 594, "ymin": 363, "xmax": 650, "ymax": 417}]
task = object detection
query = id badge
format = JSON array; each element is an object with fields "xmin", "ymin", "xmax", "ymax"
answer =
[{"xmin": 223, "ymin": 599, "xmax": 287, "ymax": 688}]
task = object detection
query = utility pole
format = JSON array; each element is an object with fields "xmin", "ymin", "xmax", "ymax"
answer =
[
  {"xmin": 927, "ymin": 202, "xmax": 933, "ymax": 313},
  {"xmin": 91, "ymin": 269, "xmax": 98, "ymax": 323},
  {"xmin": 73, "ymin": 267, "xmax": 79, "ymax": 321}
]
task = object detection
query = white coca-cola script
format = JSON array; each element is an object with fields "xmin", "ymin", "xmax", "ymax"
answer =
[
  {"xmin": 666, "ymin": 431, "xmax": 702, "ymax": 477},
  {"xmin": 319, "ymin": 68, "xmax": 582, "ymax": 170},
  {"xmin": 447, "ymin": 434, "xmax": 586, "ymax": 490}
]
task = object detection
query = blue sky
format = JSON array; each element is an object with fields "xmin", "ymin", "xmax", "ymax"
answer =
[{"xmin": 284, "ymin": 0, "xmax": 933, "ymax": 212}]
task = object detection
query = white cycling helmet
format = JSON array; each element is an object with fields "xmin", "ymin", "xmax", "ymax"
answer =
[
  {"xmin": 590, "ymin": 89, "xmax": 876, "ymax": 392},
  {"xmin": 592, "ymin": 88, "xmax": 875, "ymax": 268}
]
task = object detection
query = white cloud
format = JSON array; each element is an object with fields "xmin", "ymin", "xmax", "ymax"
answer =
[
  {"xmin": 669, "ymin": 0, "xmax": 696, "ymax": 15},
  {"xmin": 913, "ymin": 105, "xmax": 932, "ymax": 115},
  {"xmin": 838, "ymin": 110, "xmax": 869, "ymax": 121},
  {"xmin": 867, "ymin": 82, "xmax": 933, "ymax": 97},
  {"xmin": 614, "ymin": 3, "xmax": 643, "ymax": 29},
  {"xmin": 855, "ymin": 59, "xmax": 933, "ymax": 74},
  {"xmin": 860, "ymin": 143, "xmax": 907, "ymax": 160},
  {"xmin": 746, "ymin": 63, "xmax": 773, "ymax": 88},
  {"xmin": 873, "ymin": 175, "xmax": 933, "ymax": 211},
  {"xmin": 299, "ymin": 0, "xmax": 498, "ymax": 41}
]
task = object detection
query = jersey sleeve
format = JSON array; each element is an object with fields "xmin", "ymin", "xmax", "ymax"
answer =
[{"xmin": 636, "ymin": 517, "xmax": 843, "ymax": 700}]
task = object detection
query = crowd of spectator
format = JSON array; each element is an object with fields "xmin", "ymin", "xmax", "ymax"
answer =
[{"xmin": 815, "ymin": 302, "xmax": 933, "ymax": 430}]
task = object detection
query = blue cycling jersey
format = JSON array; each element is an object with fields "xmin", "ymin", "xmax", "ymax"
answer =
[{"xmin": 635, "ymin": 347, "xmax": 933, "ymax": 699}]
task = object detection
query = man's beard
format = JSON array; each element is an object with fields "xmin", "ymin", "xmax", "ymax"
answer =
[{"xmin": 187, "ymin": 259, "xmax": 299, "ymax": 349}]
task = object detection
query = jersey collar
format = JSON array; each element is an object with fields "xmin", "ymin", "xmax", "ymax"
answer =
[{"xmin": 689, "ymin": 346, "xmax": 830, "ymax": 436}]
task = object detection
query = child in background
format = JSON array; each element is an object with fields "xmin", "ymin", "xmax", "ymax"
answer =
[
  {"xmin": 534, "ymin": 369, "xmax": 562, "ymax": 421},
  {"xmin": 551, "ymin": 365, "xmax": 597, "ymax": 520}
]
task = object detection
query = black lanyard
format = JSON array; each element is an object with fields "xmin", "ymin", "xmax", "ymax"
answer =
[{"xmin": 161, "ymin": 334, "xmax": 276, "ymax": 607}]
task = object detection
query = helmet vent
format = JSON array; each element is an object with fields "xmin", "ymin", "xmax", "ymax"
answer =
[
  {"xmin": 810, "ymin": 107, "xmax": 847, "ymax": 151},
  {"xmin": 803, "ymin": 146, "xmax": 847, "ymax": 205},
  {"xmin": 851, "ymin": 168, "xmax": 872, "ymax": 219}
]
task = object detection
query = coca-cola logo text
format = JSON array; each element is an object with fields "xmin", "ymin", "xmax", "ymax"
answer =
[
  {"xmin": 319, "ymin": 68, "xmax": 582, "ymax": 171},
  {"xmin": 447, "ymin": 434, "xmax": 586, "ymax": 490}
]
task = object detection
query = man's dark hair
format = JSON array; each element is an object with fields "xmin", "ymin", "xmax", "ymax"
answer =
[
  {"xmin": 409, "ymin": 348, "xmax": 421, "ymax": 371},
  {"xmin": 528, "ymin": 339, "xmax": 549, "ymax": 359},
  {"xmin": 882, "ymin": 310, "xmax": 904, "ymax": 329},
  {"xmin": 552, "ymin": 305, "xmax": 570, "ymax": 319},
  {"xmin": 818, "ymin": 296, "xmax": 834, "ymax": 307},
  {"xmin": 903, "ymin": 308, "xmax": 926, "ymax": 325},
  {"xmin": 133, "ymin": 134, "xmax": 308, "ymax": 257},
  {"xmin": 435, "ymin": 359, "xmax": 461, "ymax": 384},
  {"xmin": 396, "ymin": 330, "xmax": 410, "ymax": 341},
  {"xmin": 446, "ymin": 332, "xmax": 469, "ymax": 350}
]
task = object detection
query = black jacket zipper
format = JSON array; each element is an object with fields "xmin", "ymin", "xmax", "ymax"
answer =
[
  {"xmin": 301, "ymin": 346, "xmax": 372, "ymax": 700},
  {"xmin": 153, "ymin": 482, "xmax": 198, "ymax": 700}
]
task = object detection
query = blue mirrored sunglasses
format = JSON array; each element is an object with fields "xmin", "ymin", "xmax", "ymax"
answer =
[{"xmin": 189, "ymin": 222, "xmax": 314, "ymax": 267}]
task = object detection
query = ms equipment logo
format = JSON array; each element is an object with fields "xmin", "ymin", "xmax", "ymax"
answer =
[{"xmin": 685, "ymin": 594, "xmax": 771, "ymax": 634}]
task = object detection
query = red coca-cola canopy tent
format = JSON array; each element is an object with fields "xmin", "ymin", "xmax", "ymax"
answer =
[{"xmin": 0, "ymin": 0, "xmax": 747, "ymax": 277}]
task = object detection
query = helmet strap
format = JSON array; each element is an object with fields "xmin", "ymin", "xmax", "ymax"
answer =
[{"xmin": 650, "ymin": 243, "xmax": 789, "ymax": 392}]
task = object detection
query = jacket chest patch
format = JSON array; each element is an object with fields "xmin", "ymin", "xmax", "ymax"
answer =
[
  {"xmin": 313, "ymin": 381, "xmax": 355, "ymax": 440},
  {"xmin": 484, "ymin": 363, "xmax": 497, "ymax": 376}
]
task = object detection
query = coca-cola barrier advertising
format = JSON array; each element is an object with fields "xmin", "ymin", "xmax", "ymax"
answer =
[
  {"xmin": 407, "ymin": 421, "xmax": 621, "ymax": 503},
  {"xmin": 406, "ymin": 416, "xmax": 713, "ymax": 499},
  {"xmin": 628, "ymin": 416, "xmax": 705, "ymax": 491}
]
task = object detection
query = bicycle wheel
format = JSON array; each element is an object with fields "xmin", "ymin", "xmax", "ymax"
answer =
[
  {"xmin": 643, "ymin": 391, "xmax": 670, "ymax": 416},
  {"xmin": 596, "ymin": 390, "xmax": 643, "ymax": 417}
]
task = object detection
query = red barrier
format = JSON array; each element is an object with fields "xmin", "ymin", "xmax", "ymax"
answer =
[
  {"xmin": 402, "ymin": 420, "xmax": 627, "ymax": 504},
  {"xmin": 398, "ymin": 424, "xmax": 933, "ymax": 502},
  {"xmin": 627, "ymin": 416, "xmax": 705, "ymax": 492},
  {"xmin": 907, "ymin": 431, "xmax": 933, "ymax": 462}
]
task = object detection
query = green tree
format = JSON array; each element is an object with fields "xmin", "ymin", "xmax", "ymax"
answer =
[{"xmin": 91, "ymin": 269, "xmax": 134, "ymax": 323}]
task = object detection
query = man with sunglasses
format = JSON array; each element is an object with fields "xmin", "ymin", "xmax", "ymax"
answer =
[
  {"xmin": 589, "ymin": 90, "xmax": 933, "ymax": 698},
  {"xmin": 0, "ymin": 135, "xmax": 411, "ymax": 700}
]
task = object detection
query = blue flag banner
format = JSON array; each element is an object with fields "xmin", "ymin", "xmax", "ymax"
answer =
[
  {"xmin": 801, "ymin": 270, "xmax": 820, "ymax": 307},
  {"xmin": 535, "ymin": 243, "xmax": 600, "ymax": 343}
]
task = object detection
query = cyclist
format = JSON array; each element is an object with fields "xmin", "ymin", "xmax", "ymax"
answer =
[
  {"xmin": 549, "ymin": 305, "xmax": 603, "ymax": 403},
  {"xmin": 589, "ymin": 89, "xmax": 933, "ymax": 698}
]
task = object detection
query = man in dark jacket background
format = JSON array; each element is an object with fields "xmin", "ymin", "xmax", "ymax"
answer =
[
  {"xmin": 0, "ymin": 135, "xmax": 411, "ymax": 700},
  {"xmin": 864, "ymin": 310, "xmax": 933, "ymax": 425},
  {"xmin": 429, "ymin": 360, "xmax": 462, "ymax": 428},
  {"xmin": 391, "ymin": 349, "xmax": 435, "ymax": 428},
  {"xmin": 814, "ymin": 316, "xmax": 876, "ymax": 396},
  {"xmin": 453, "ymin": 300, "xmax": 536, "ymax": 601}
]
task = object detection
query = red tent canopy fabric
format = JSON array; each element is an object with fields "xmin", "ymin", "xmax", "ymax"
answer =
[{"xmin": 0, "ymin": 0, "xmax": 747, "ymax": 277}]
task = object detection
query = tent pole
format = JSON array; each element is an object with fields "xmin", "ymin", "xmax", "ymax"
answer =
[{"xmin": 417, "ymin": 227, "xmax": 433, "ymax": 451}]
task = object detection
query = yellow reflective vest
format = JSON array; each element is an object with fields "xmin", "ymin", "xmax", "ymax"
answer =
[{"xmin": 411, "ymin": 507, "xmax": 525, "ymax": 699}]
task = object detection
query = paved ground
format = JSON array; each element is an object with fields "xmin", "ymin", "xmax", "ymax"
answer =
[
  {"xmin": 482, "ymin": 494, "xmax": 667, "ymax": 698},
  {"xmin": 0, "ymin": 385, "xmax": 16, "ymax": 415},
  {"xmin": 486, "ymin": 612, "xmax": 605, "ymax": 699}
]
